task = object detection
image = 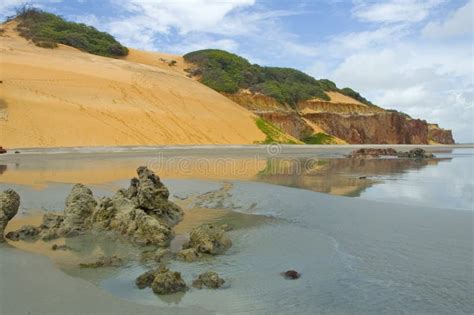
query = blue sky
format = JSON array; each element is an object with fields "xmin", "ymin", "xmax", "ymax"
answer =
[{"xmin": 1, "ymin": 0, "xmax": 473, "ymax": 142}]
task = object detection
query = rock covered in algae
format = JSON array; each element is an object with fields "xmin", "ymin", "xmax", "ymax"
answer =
[
  {"xmin": 6, "ymin": 167, "xmax": 184, "ymax": 247},
  {"xmin": 0, "ymin": 189, "xmax": 20, "ymax": 242},
  {"xmin": 192, "ymin": 271, "xmax": 225, "ymax": 289},
  {"xmin": 136, "ymin": 267, "xmax": 187, "ymax": 294},
  {"xmin": 183, "ymin": 223, "xmax": 232, "ymax": 255},
  {"xmin": 176, "ymin": 248, "xmax": 202, "ymax": 262}
]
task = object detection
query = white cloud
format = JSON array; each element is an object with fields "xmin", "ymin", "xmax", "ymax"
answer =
[
  {"xmin": 422, "ymin": 0, "xmax": 474, "ymax": 38},
  {"xmin": 352, "ymin": 0, "xmax": 445, "ymax": 24}
]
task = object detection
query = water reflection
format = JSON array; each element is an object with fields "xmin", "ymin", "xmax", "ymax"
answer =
[{"xmin": 257, "ymin": 157, "xmax": 450, "ymax": 197}]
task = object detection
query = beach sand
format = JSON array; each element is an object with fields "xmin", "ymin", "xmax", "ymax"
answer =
[{"xmin": 0, "ymin": 21, "xmax": 265, "ymax": 148}]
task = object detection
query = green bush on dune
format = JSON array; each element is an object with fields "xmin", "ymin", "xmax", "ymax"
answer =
[
  {"xmin": 184, "ymin": 49, "xmax": 376, "ymax": 108},
  {"xmin": 301, "ymin": 132, "xmax": 337, "ymax": 144},
  {"xmin": 12, "ymin": 7, "xmax": 128, "ymax": 57}
]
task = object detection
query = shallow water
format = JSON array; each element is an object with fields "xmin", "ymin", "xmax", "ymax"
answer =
[{"xmin": 0, "ymin": 146, "xmax": 473, "ymax": 314}]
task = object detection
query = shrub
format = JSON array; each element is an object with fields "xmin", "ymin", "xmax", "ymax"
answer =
[
  {"xmin": 302, "ymin": 133, "xmax": 336, "ymax": 144},
  {"xmin": 13, "ymin": 6, "xmax": 128, "ymax": 57},
  {"xmin": 184, "ymin": 49, "xmax": 375, "ymax": 108}
]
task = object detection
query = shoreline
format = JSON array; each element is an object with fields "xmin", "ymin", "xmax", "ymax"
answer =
[{"xmin": 1, "ymin": 143, "xmax": 472, "ymax": 158}]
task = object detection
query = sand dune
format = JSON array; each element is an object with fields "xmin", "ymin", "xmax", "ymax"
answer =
[{"xmin": 0, "ymin": 22, "xmax": 265, "ymax": 148}]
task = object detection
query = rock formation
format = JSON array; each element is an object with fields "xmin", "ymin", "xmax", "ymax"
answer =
[
  {"xmin": 6, "ymin": 166, "xmax": 184, "ymax": 246},
  {"xmin": 0, "ymin": 189, "xmax": 20, "ymax": 242},
  {"xmin": 397, "ymin": 148, "xmax": 434, "ymax": 159},
  {"xmin": 183, "ymin": 223, "xmax": 232, "ymax": 255},
  {"xmin": 281, "ymin": 270, "xmax": 301, "ymax": 280},
  {"xmin": 192, "ymin": 271, "xmax": 225, "ymax": 289},
  {"xmin": 79, "ymin": 255, "xmax": 124, "ymax": 268},
  {"xmin": 349, "ymin": 148, "xmax": 435, "ymax": 159},
  {"xmin": 136, "ymin": 267, "xmax": 187, "ymax": 295}
]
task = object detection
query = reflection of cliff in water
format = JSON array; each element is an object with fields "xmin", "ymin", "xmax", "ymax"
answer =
[
  {"xmin": 257, "ymin": 157, "xmax": 451, "ymax": 197},
  {"xmin": 0, "ymin": 165, "xmax": 6, "ymax": 175}
]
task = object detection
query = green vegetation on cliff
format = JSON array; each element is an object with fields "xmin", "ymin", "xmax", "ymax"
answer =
[
  {"xmin": 12, "ymin": 7, "xmax": 128, "ymax": 57},
  {"xmin": 301, "ymin": 133, "xmax": 337, "ymax": 144},
  {"xmin": 255, "ymin": 118, "xmax": 299, "ymax": 144},
  {"xmin": 184, "ymin": 49, "xmax": 374, "ymax": 108}
]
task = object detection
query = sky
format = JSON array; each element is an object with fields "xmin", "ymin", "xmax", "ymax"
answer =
[{"xmin": 1, "ymin": 0, "xmax": 473, "ymax": 142}]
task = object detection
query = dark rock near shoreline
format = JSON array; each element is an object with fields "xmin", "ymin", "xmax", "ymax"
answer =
[
  {"xmin": 192, "ymin": 271, "xmax": 225, "ymax": 289},
  {"xmin": 281, "ymin": 270, "xmax": 301, "ymax": 280},
  {"xmin": 52, "ymin": 244, "xmax": 71, "ymax": 251},
  {"xmin": 349, "ymin": 147, "xmax": 435, "ymax": 159},
  {"xmin": 183, "ymin": 223, "xmax": 232, "ymax": 255},
  {"xmin": 0, "ymin": 146, "xmax": 6, "ymax": 154},
  {"xmin": 140, "ymin": 248, "xmax": 173, "ymax": 263},
  {"xmin": 0, "ymin": 189, "xmax": 20, "ymax": 242},
  {"xmin": 79, "ymin": 255, "xmax": 124, "ymax": 268},
  {"xmin": 5, "ymin": 225, "xmax": 40, "ymax": 241},
  {"xmin": 397, "ymin": 148, "xmax": 434, "ymax": 159}
]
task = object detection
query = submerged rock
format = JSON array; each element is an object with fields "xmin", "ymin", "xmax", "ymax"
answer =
[
  {"xmin": 5, "ymin": 225, "xmax": 40, "ymax": 241},
  {"xmin": 184, "ymin": 223, "xmax": 232, "ymax": 255},
  {"xmin": 192, "ymin": 271, "xmax": 225, "ymax": 289},
  {"xmin": 176, "ymin": 248, "xmax": 202, "ymax": 262},
  {"xmin": 281, "ymin": 270, "xmax": 301, "ymax": 280},
  {"xmin": 0, "ymin": 189, "xmax": 20, "ymax": 242},
  {"xmin": 79, "ymin": 255, "xmax": 123, "ymax": 268}
]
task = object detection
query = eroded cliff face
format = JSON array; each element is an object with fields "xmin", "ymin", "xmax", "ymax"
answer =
[
  {"xmin": 224, "ymin": 90, "xmax": 455, "ymax": 144},
  {"xmin": 303, "ymin": 112, "xmax": 454, "ymax": 144}
]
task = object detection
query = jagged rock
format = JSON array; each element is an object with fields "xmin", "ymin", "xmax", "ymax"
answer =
[
  {"xmin": 176, "ymin": 248, "xmax": 202, "ymax": 262},
  {"xmin": 88, "ymin": 197, "xmax": 116, "ymax": 229},
  {"xmin": 192, "ymin": 271, "xmax": 225, "ymax": 289},
  {"xmin": 40, "ymin": 213, "xmax": 64, "ymax": 229},
  {"xmin": 136, "ymin": 269, "xmax": 158, "ymax": 289},
  {"xmin": 140, "ymin": 248, "xmax": 172, "ymax": 263},
  {"xmin": 0, "ymin": 146, "xmax": 6, "ymax": 154},
  {"xmin": 151, "ymin": 267, "xmax": 187, "ymax": 295},
  {"xmin": 281, "ymin": 270, "xmax": 301, "ymax": 280},
  {"xmin": 63, "ymin": 184, "xmax": 97, "ymax": 231},
  {"xmin": 397, "ymin": 148, "xmax": 434, "ymax": 159},
  {"xmin": 5, "ymin": 225, "xmax": 40, "ymax": 241},
  {"xmin": 136, "ymin": 267, "xmax": 188, "ymax": 294},
  {"xmin": 79, "ymin": 255, "xmax": 123, "ymax": 268},
  {"xmin": 184, "ymin": 223, "xmax": 232, "ymax": 255},
  {"xmin": 137, "ymin": 166, "xmax": 170, "ymax": 209},
  {"xmin": 0, "ymin": 189, "xmax": 20, "ymax": 242}
]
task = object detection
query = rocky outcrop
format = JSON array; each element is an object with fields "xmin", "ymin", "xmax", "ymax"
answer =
[
  {"xmin": 428, "ymin": 124, "xmax": 455, "ymax": 144},
  {"xmin": 183, "ymin": 223, "xmax": 232, "ymax": 255},
  {"xmin": 79, "ymin": 255, "xmax": 124, "ymax": 268},
  {"xmin": 0, "ymin": 189, "xmax": 20, "ymax": 242},
  {"xmin": 192, "ymin": 271, "xmax": 225, "ymax": 289},
  {"xmin": 298, "ymin": 99, "xmax": 384, "ymax": 115},
  {"xmin": 7, "ymin": 167, "xmax": 184, "ymax": 246},
  {"xmin": 304, "ymin": 112, "xmax": 455, "ymax": 144},
  {"xmin": 136, "ymin": 267, "xmax": 187, "ymax": 295},
  {"xmin": 140, "ymin": 248, "xmax": 173, "ymax": 263},
  {"xmin": 349, "ymin": 148, "xmax": 398, "ymax": 158},
  {"xmin": 176, "ymin": 248, "xmax": 202, "ymax": 262},
  {"xmin": 397, "ymin": 148, "xmax": 434, "ymax": 159},
  {"xmin": 0, "ymin": 146, "xmax": 6, "ymax": 154}
]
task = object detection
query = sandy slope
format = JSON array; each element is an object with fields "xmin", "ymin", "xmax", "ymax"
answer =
[{"xmin": 0, "ymin": 22, "xmax": 265, "ymax": 148}]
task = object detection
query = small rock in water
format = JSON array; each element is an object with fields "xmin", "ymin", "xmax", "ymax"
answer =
[
  {"xmin": 183, "ymin": 223, "xmax": 232, "ymax": 255},
  {"xmin": 140, "ymin": 248, "xmax": 172, "ymax": 263},
  {"xmin": 51, "ymin": 244, "xmax": 71, "ymax": 251},
  {"xmin": 5, "ymin": 225, "xmax": 40, "ymax": 241},
  {"xmin": 192, "ymin": 271, "xmax": 225, "ymax": 289},
  {"xmin": 136, "ymin": 266, "xmax": 187, "ymax": 294},
  {"xmin": 220, "ymin": 223, "xmax": 233, "ymax": 231},
  {"xmin": 79, "ymin": 255, "xmax": 123, "ymax": 268},
  {"xmin": 281, "ymin": 270, "xmax": 301, "ymax": 280},
  {"xmin": 358, "ymin": 176, "xmax": 367, "ymax": 180}
]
